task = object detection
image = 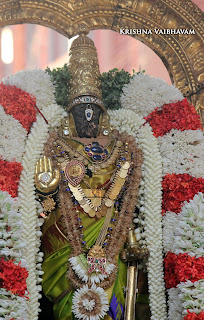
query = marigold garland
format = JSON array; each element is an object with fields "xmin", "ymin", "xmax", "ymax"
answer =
[
  {"xmin": 0, "ymin": 160, "xmax": 23, "ymax": 198},
  {"xmin": 0, "ymin": 83, "xmax": 37, "ymax": 131},
  {"xmin": 164, "ymin": 252, "xmax": 204, "ymax": 289},
  {"xmin": 162, "ymin": 173, "xmax": 204, "ymax": 214},
  {"xmin": 0, "ymin": 257, "xmax": 28, "ymax": 297},
  {"xmin": 145, "ymin": 98, "xmax": 202, "ymax": 138}
]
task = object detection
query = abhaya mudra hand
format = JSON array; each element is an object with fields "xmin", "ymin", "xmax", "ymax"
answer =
[{"xmin": 35, "ymin": 156, "xmax": 60, "ymax": 193}]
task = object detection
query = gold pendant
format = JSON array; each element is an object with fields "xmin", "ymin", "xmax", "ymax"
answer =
[
  {"xmin": 87, "ymin": 245, "xmax": 107, "ymax": 274},
  {"xmin": 65, "ymin": 160, "xmax": 85, "ymax": 186}
]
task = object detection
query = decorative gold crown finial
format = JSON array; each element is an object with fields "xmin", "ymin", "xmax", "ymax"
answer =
[{"xmin": 68, "ymin": 24, "xmax": 104, "ymax": 110}]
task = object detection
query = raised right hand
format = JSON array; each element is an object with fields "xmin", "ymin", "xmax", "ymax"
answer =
[{"xmin": 35, "ymin": 156, "xmax": 60, "ymax": 193}]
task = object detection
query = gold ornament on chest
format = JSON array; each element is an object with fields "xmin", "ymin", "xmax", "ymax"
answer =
[
  {"xmin": 53, "ymin": 136, "xmax": 131, "ymax": 218},
  {"xmin": 64, "ymin": 160, "xmax": 85, "ymax": 187}
]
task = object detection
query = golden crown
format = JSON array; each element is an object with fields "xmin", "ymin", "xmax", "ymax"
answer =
[{"xmin": 68, "ymin": 29, "xmax": 105, "ymax": 111}]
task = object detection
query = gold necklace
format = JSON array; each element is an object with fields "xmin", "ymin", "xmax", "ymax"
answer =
[
  {"xmin": 53, "ymin": 136, "xmax": 123, "ymax": 173},
  {"xmin": 63, "ymin": 160, "xmax": 130, "ymax": 218},
  {"xmin": 52, "ymin": 134, "xmax": 131, "ymax": 218}
]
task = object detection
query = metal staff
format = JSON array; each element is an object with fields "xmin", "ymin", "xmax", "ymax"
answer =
[{"xmin": 121, "ymin": 229, "xmax": 149, "ymax": 320}]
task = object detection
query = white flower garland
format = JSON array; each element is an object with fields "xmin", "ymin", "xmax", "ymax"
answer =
[
  {"xmin": 0, "ymin": 289, "xmax": 29, "ymax": 320},
  {"xmin": 163, "ymin": 193, "xmax": 204, "ymax": 319},
  {"xmin": 18, "ymin": 114, "xmax": 49, "ymax": 319},
  {"xmin": 0, "ymin": 191, "xmax": 29, "ymax": 319},
  {"xmin": 163, "ymin": 192, "xmax": 204, "ymax": 258},
  {"xmin": 158, "ymin": 129, "xmax": 204, "ymax": 178},
  {"xmin": 109, "ymin": 109, "xmax": 167, "ymax": 320},
  {"xmin": 178, "ymin": 279, "xmax": 204, "ymax": 315},
  {"xmin": 0, "ymin": 190, "xmax": 27, "ymax": 265},
  {"xmin": 120, "ymin": 73, "xmax": 183, "ymax": 117},
  {"xmin": 167, "ymin": 280, "xmax": 204, "ymax": 319},
  {"xmin": 0, "ymin": 69, "xmax": 66, "ymax": 320},
  {"xmin": 0, "ymin": 106, "xmax": 27, "ymax": 163},
  {"xmin": 167, "ymin": 288, "xmax": 183, "ymax": 320}
]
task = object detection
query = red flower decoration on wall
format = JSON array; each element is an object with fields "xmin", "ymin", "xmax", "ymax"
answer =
[
  {"xmin": 164, "ymin": 252, "xmax": 204, "ymax": 288},
  {"xmin": 162, "ymin": 173, "xmax": 204, "ymax": 214},
  {"xmin": 0, "ymin": 258, "xmax": 28, "ymax": 297},
  {"xmin": 145, "ymin": 98, "xmax": 202, "ymax": 137},
  {"xmin": 0, "ymin": 83, "xmax": 37, "ymax": 131},
  {"xmin": 0, "ymin": 159, "xmax": 22, "ymax": 197}
]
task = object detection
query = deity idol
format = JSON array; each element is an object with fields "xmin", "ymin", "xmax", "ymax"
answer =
[{"xmin": 35, "ymin": 30, "xmax": 148, "ymax": 320}]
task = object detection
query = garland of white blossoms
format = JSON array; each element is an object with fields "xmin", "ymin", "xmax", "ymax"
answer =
[
  {"xmin": 0, "ymin": 106, "xmax": 27, "ymax": 163},
  {"xmin": 163, "ymin": 193, "xmax": 204, "ymax": 319},
  {"xmin": 0, "ymin": 106, "xmax": 29, "ymax": 318},
  {"xmin": 158, "ymin": 129, "xmax": 204, "ymax": 178},
  {"xmin": 109, "ymin": 109, "xmax": 167, "ymax": 320},
  {"xmin": 120, "ymin": 73, "xmax": 183, "ymax": 117},
  {"xmin": 119, "ymin": 72, "xmax": 204, "ymax": 320},
  {"xmin": 2, "ymin": 69, "xmax": 66, "ymax": 320},
  {"xmin": 0, "ymin": 191, "xmax": 29, "ymax": 319}
]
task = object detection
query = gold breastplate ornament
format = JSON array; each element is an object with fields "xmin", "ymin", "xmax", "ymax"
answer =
[{"xmin": 52, "ymin": 135, "xmax": 131, "ymax": 219}]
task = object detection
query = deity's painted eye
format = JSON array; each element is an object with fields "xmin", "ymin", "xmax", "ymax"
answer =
[{"xmin": 85, "ymin": 105, "xmax": 93, "ymax": 121}]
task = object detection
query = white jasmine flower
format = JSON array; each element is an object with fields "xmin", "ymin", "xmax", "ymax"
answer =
[{"xmin": 120, "ymin": 73, "xmax": 183, "ymax": 117}]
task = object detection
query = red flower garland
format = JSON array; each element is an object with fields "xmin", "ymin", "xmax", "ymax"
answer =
[
  {"xmin": 0, "ymin": 258, "xmax": 28, "ymax": 297},
  {"xmin": 184, "ymin": 311, "xmax": 204, "ymax": 320},
  {"xmin": 0, "ymin": 83, "xmax": 37, "ymax": 131},
  {"xmin": 0, "ymin": 159, "xmax": 22, "ymax": 198},
  {"xmin": 145, "ymin": 98, "xmax": 202, "ymax": 137},
  {"xmin": 164, "ymin": 252, "xmax": 204, "ymax": 288},
  {"xmin": 162, "ymin": 173, "xmax": 204, "ymax": 214}
]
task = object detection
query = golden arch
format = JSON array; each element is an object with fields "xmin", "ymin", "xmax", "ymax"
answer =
[{"xmin": 0, "ymin": 0, "xmax": 203, "ymax": 121}]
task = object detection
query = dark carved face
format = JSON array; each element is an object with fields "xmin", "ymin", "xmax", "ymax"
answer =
[{"xmin": 71, "ymin": 103, "xmax": 103, "ymax": 138}]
